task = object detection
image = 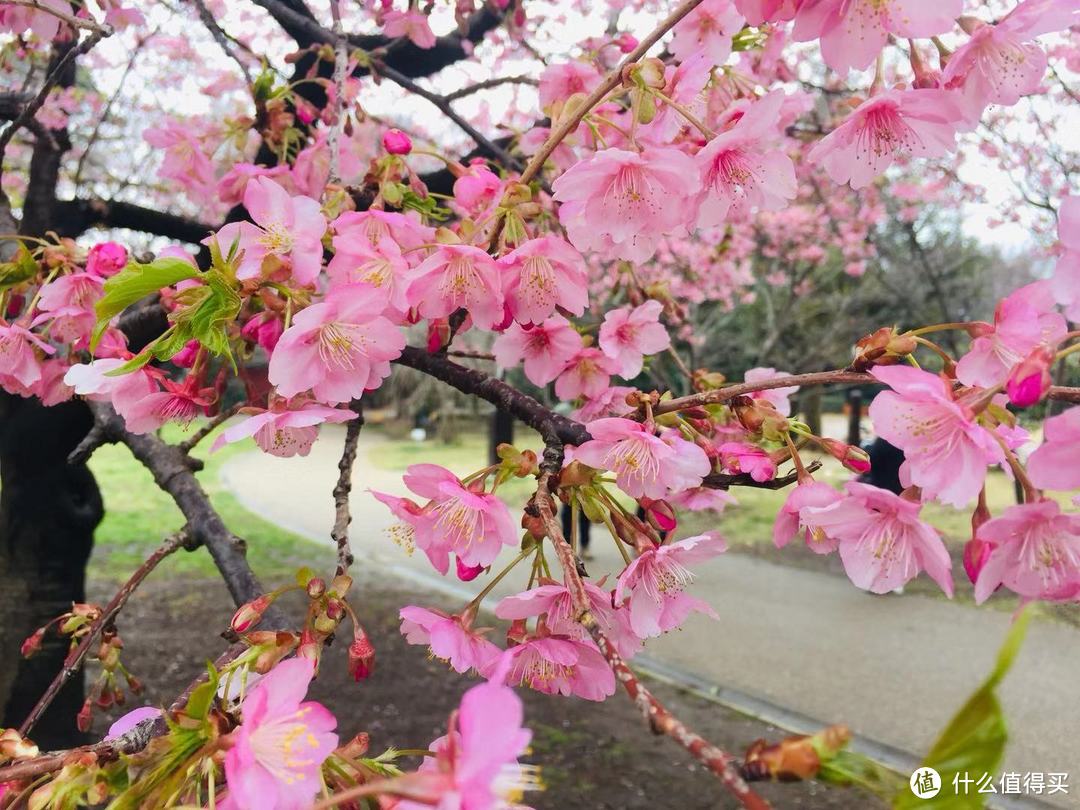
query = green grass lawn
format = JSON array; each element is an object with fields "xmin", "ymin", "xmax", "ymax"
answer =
[{"xmin": 88, "ymin": 424, "xmax": 326, "ymax": 584}]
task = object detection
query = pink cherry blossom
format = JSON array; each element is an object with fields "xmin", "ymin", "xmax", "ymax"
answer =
[
  {"xmin": 328, "ymin": 227, "xmax": 411, "ymax": 316},
  {"xmin": 735, "ymin": 0, "xmax": 799, "ymax": 25},
  {"xmin": 670, "ymin": 0, "xmax": 745, "ymax": 63},
  {"xmin": 718, "ymin": 441, "xmax": 776, "ymax": 483},
  {"xmin": 121, "ymin": 378, "xmax": 211, "ymax": 434},
  {"xmin": 808, "ymin": 89, "xmax": 964, "ymax": 189},
  {"xmin": 793, "ymin": 0, "xmax": 963, "ymax": 74},
  {"xmin": 211, "ymin": 402, "xmax": 358, "ymax": 457},
  {"xmin": 643, "ymin": 52, "xmax": 712, "ymax": 142},
  {"xmin": 598, "ymin": 300, "xmax": 671, "ymax": 378},
  {"xmin": 495, "ymin": 580, "xmax": 642, "ymax": 659},
  {"xmin": 868, "ymin": 365, "xmax": 1003, "ymax": 507},
  {"xmin": 773, "ymin": 481, "xmax": 843, "ymax": 553},
  {"xmin": 493, "ymin": 317, "xmax": 581, "ymax": 387},
  {"xmin": 34, "ymin": 359, "xmax": 74, "ymax": 407},
  {"xmin": 373, "ymin": 464, "xmax": 517, "ymax": 574},
  {"xmin": 569, "ymin": 385, "xmax": 636, "ymax": 422},
  {"xmin": 211, "ymin": 177, "xmax": 326, "ymax": 286},
  {"xmin": 268, "ymin": 284, "xmax": 405, "ymax": 405},
  {"xmin": 571, "ymin": 418, "xmax": 711, "ymax": 499},
  {"xmin": 406, "ymin": 244, "xmax": 505, "ymax": 330},
  {"xmin": 383, "ymin": 9, "xmax": 436, "ymax": 49},
  {"xmin": 666, "ymin": 486, "xmax": 738, "ymax": 512},
  {"xmin": 538, "ymin": 61, "xmax": 602, "ymax": 108},
  {"xmin": 551, "ymin": 147, "xmax": 698, "ymax": 262},
  {"xmin": 501, "ymin": 636, "xmax": 616, "ymax": 701},
  {"xmin": 974, "ymin": 500, "xmax": 1080, "ymax": 603},
  {"xmin": 695, "ymin": 90, "xmax": 797, "ymax": 227},
  {"xmin": 240, "ymin": 312, "xmax": 283, "ymax": 352},
  {"xmin": 63, "ymin": 358, "xmax": 158, "ymax": 418},
  {"xmin": 0, "ymin": 323, "xmax": 54, "ymax": 390},
  {"xmin": 143, "ymin": 121, "xmax": 217, "ymax": 202},
  {"xmin": 31, "ymin": 272, "xmax": 103, "ymax": 343},
  {"xmin": 943, "ymin": 0, "xmax": 1080, "ymax": 112},
  {"xmin": 216, "ymin": 163, "xmax": 293, "ymax": 207},
  {"xmin": 399, "ymin": 606, "xmax": 502, "ymax": 674},
  {"xmin": 220, "ymin": 658, "xmax": 338, "ymax": 810},
  {"xmin": 399, "ymin": 677, "xmax": 533, "ymax": 810},
  {"xmin": 554, "ymin": 347, "xmax": 619, "ymax": 400},
  {"xmin": 452, "ymin": 163, "xmax": 503, "ymax": 216},
  {"xmin": 85, "ymin": 242, "xmax": 128, "ymax": 278},
  {"xmin": 614, "ymin": 533, "xmax": 727, "ymax": 638},
  {"xmin": 743, "ymin": 366, "xmax": 799, "ymax": 416},
  {"xmin": 332, "ymin": 209, "xmax": 435, "ymax": 253},
  {"xmin": 803, "ymin": 482, "xmax": 954, "ymax": 595},
  {"xmin": 1028, "ymin": 407, "xmax": 1080, "ymax": 491},
  {"xmin": 498, "ymin": 236, "xmax": 588, "ymax": 325},
  {"xmin": 956, "ymin": 282, "xmax": 1066, "ymax": 388}
]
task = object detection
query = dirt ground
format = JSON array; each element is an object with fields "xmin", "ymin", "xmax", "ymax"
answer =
[{"xmin": 85, "ymin": 574, "xmax": 885, "ymax": 810}]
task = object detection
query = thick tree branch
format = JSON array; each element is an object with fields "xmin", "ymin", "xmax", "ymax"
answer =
[
  {"xmin": 393, "ymin": 346, "xmax": 590, "ymax": 446},
  {"xmin": 53, "ymin": 197, "xmax": 214, "ymax": 243},
  {"xmin": 86, "ymin": 403, "xmax": 283, "ymax": 620}
]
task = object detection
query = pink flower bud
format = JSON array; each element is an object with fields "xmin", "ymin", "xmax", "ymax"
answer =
[
  {"xmin": 230, "ymin": 594, "xmax": 272, "ymax": 633},
  {"xmin": 1006, "ymin": 345, "xmax": 1054, "ymax": 408},
  {"xmin": 77, "ymin": 699, "xmax": 94, "ymax": 732},
  {"xmin": 820, "ymin": 438, "xmax": 871, "ymax": 475},
  {"xmin": 456, "ymin": 557, "xmax": 484, "ymax": 581},
  {"xmin": 640, "ymin": 497, "xmax": 677, "ymax": 533},
  {"xmin": 962, "ymin": 537, "xmax": 993, "ymax": 585},
  {"xmin": 347, "ymin": 632, "xmax": 375, "ymax": 681},
  {"xmin": 21, "ymin": 627, "xmax": 46, "ymax": 658},
  {"xmin": 86, "ymin": 242, "xmax": 128, "ymax": 278},
  {"xmin": 382, "ymin": 128, "xmax": 413, "ymax": 155},
  {"xmin": 615, "ymin": 33, "xmax": 638, "ymax": 53},
  {"xmin": 306, "ymin": 577, "xmax": 326, "ymax": 598},
  {"xmin": 240, "ymin": 312, "xmax": 283, "ymax": 352},
  {"xmin": 170, "ymin": 339, "xmax": 201, "ymax": 369}
]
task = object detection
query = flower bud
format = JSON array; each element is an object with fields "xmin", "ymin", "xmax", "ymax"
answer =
[
  {"xmin": 851, "ymin": 327, "xmax": 916, "ymax": 371},
  {"xmin": 819, "ymin": 438, "xmax": 871, "ymax": 475},
  {"xmin": 456, "ymin": 557, "xmax": 484, "ymax": 581},
  {"xmin": 324, "ymin": 597, "xmax": 345, "ymax": 621},
  {"xmin": 296, "ymin": 629, "xmax": 323, "ymax": 671},
  {"xmin": 21, "ymin": 627, "xmax": 46, "ymax": 658},
  {"xmin": 640, "ymin": 498, "xmax": 677, "ymax": 533},
  {"xmin": 76, "ymin": 699, "xmax": 94, "ymax": 733},
  {"xmin": 313, "ymin": 612, "xmax": 337, "ymax": 635},
  {"xmin": 382, "ymin": 128, "xmax": 413, "ymax": 155},
  {"xmin": 231, "ymin": 594, "xmax": 272, "ymax": 634},
  {"xmin": 0, "ymin": 728, "xmax": 39, "ymax": 763},
  {"xmin": 963, "ymin": 537, "xmax": 993, "ymax": 585},
  {"xmin": 338, "ymin": 731, "xmax": 370, "ymax": 758},
  {"xmin": 306, "ymin": 577, "xmax": 326, "ymax": 599},
  {"xmin": 1006, "ymin": 345, "xmax": 1054, "ymax": 408},
  {"xmin": 347, "ymin": 631, "xmax": 375, "ymax": 681}
]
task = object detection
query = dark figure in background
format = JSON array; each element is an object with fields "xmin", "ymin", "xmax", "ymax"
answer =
[
  {"xmin": 561, "ymin": 503, "xmax": 592, "ymax": 560},
  {"xmin": 857, "ymin": 438, "xmax": 905, "ymax": 495}
]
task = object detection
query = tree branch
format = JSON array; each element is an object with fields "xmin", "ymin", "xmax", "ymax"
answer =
[
  {"xmin": 331, "ymin": 401, "xmax": 364, "ymax": 576},
  {"xmin": 393, "ymin": 346, "xmax": 590, "ymax": 446},
  {"xmin": 654, "ymin": 371, "xmax": 872, "ymax": 416},
  {"xmin": 18, "ymin": 530, "xmax": 193, "ymax": 737},
  {"xmin": 53, "ymin": 198, "xmax": 214, "ymax": 243}
]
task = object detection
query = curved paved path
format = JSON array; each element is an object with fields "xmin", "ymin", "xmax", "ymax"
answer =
[{"xmin": 220, "ymin": 427, "xmax": 1080, "ymax": 807}]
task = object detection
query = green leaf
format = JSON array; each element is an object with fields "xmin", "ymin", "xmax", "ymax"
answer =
[
  {"xmin": 0, "ymin": 247, "xmax": 39, "ymax": 290},
  {"xmin": 893, "ymin": 606, "xmax": 1032, "ymax": 810},
  {"xmin": 183, "ymin": 663, "xmax": 220, "ymax": 721},
  {"xmin": 92, "ymin": 257, "xmax": 200, "ymax": 351}
]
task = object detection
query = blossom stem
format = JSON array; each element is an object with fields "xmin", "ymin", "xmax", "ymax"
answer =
[
  {"xmin": 465, "ymin": 542, "xmax": 539, "ymax": 612},
  {"xmin": 783, "ymin": 433, "xmax": 811, "ymax": 483},
  {"xmin": 650, "ymin": 88, "xmax": 716, "ymax": 139},
  {"xmin": 1054, "ymin": 342, "xmax": 1080, "ymax": 363},
  {"xmin": 904, "ymin": 321, "xmax": 974, "ymax": 337},
  {"xmin": 517, "ymin": 0, "xmax": 708, "ymax": 185},
  {"xmin": 989, "ymin": 431, "xmax": 1039, "ymax": 503},
  {"xmin": 911, "ymin": 335, "xmax": 955, "ymax": 366}
]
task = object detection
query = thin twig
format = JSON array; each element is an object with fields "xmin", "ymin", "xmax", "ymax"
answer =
[
  {"xmin": 0, "ymin": 28, "xmax": 112, "ymax": 165},
  {"xmin": 443, "ymin": 74, "xmax": 538, "ymax": 102},
  {"xmin": 516, "ymin": 0, "xmax": 706, "ymax": 186},
  {"xmin": 178, "ymin": 404, "xmax": 242, "ymax": 454},
  {"xmin": 67, "ymin": 422, "xmax": 112, "ymax": 465},
  {"xmin": 18, "ymin": 530, "xmax": 193, "ymax": 737},
  {"xmin": 446, "ymin": 349, "xmax": 496, "ymax": 361},
  {"xmin": 654, "ymin": 371, "xmax": 872, "ymax": 416},
  {"xmin": 190, "ymin": 0, "xmax": 253, "ymax": 87},
  {"xmin": 374, "ymin": 60, "xmax": 525, "ymax": 173},
  {"xmin": 4, "ymin": 0, "xmax": 108, "ymax": 33},
  {"xmin": 589, "ymin": 627, "xmax": 770, "ymax": 810},
  {"xmin": 331, "ymin": 401, "xmax": 365, "ymax": 576}
]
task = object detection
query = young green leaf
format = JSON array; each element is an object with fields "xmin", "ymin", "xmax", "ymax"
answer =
[{"xmin": 91, "ymin": 257, "xmax": 200, "ymax": 351}]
